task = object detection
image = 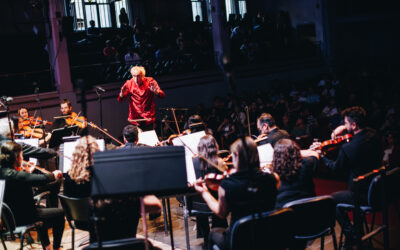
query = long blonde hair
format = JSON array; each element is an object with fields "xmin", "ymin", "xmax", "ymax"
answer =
[{"xmin": 68, "ymin": 136, "xmax": 99, "ymax": 184}]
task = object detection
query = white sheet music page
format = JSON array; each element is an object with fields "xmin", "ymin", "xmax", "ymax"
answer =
[
  {"xmin": 172, "ymin": 131, "xmax": 206, "ymax": 184},
  {"xmin": 63, "ymin": 139, "xmax": 105, "ymax": 173},
  {"xmin": 138, "ymin": 130, "xmax": 159, "ymax": 146},
  {"xmin": 257, "ymin": 143, "xmax": 274, "ymax": 166}
]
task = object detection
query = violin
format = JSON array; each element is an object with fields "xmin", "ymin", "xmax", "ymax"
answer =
[
  {"xmin": 65, "ymin": 112, "xmax": 87, "ymax": 128},
  {"xmin": 310, "ymin": 134, "xmax": 353, "ymax": 152},
  {"xmin": 20, "ymin": 117, "xmax": 53, "ymax": 127},
  {"xmin": 202, "ymin": 168, "xmax": 238, "ymax": 191},
  {"xmin": 15, "ymin": 160, "xmax": 51, "ymax": 175},
  {"xmin": 19, "ymin": 126, "xmax": 45, "ymax": 139}
]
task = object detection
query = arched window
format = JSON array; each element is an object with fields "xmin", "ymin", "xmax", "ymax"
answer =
[
  {"xmin": 69, "ymin": 0, "xmax": 129, "ymax": 30},
  {"xmin": 190, "ymin": 0, "xmax": 246, "ymax": 22},
  {"xmin": 191, "ymin": 0, "xmax": 203, "ymax": 21}
]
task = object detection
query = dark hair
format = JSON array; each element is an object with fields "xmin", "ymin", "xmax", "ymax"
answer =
[
  {"xmin": 341, "ymin": 106, "xmax": 367, "ymax": 129},
  {"xmin": 197, "ymin": 135, "xmax": 218, "ymax": 171},
  {"xmin": 188, "ymin": 114, "xmax": 204, "ymax": 132},
  {"xmin": 257, "ymin": 113, "xmax": 275, "ymax": 127},
  {"xmin": 61, "ymin": 99, "xmax": 72, "ymax": 108},
  {"xmin": 230, "ymin": 137, "xmax": 259, "ymax": 171},
  {"xmin": 272, "ymin": 139, "xmax": 302, "ymax": 183},
  {"xmin": 123, "ymin": 125, "xmax": 139, "ymax": 143},
  {"xmin": 0, "ymin": 141, "xmax": 22, "ymax": 168}
]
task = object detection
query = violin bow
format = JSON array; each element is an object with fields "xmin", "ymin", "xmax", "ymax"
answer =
[
  {"xmin": 170, "ymin": 108, "xmax": 181, "ymax": 134},
  {"xmin": 163, "ymin": 122, "xmax": 220, "ymax": 170},
  {"xmin": 245, "ymin": 105, "xmax": 251, "ymax": 136},
  {"xmin": 88, "ymin": 122, "xmax": 124, "ymax": 146}
]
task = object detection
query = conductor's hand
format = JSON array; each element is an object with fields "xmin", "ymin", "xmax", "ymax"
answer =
[
  {"xmin": 149, "ymin": 84, "xmax": 159, "ymax": 96},
  {"xmin": 119, "ymin": 85, "xmax": 127, "ymax": 98}
]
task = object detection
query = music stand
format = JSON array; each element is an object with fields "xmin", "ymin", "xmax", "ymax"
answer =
[
  {"xmin": 91, "ymin": 146, "xmax": 188, "ymax": 197},
  {"xmin": 91, "ymin": 146, "xmax": 188, "ymax": 249},
  {"xmin": 48, "ymin": 126, "xmax": 78, "ymax": 148}
]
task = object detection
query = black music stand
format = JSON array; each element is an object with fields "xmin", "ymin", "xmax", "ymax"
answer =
[
  {"xmin": 91, "ymin": 146, "xmax": 188, "ymax": 248},
  {"xmin": 49, "ymin": 125, "xmax": 79, "ymax": 149}
]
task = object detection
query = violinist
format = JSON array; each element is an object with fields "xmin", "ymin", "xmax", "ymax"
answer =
[
  {"xmin": 118, "ymin": 66, "xmax": 165, "ymax": 131},
  {"xmin": 256, "ymin": 113, "xmax": 290, "ymax": 147},
  {"xmin": 194, "ymin": 137, "xmax": 278, "ymax": 249},
  {"xmin": 0, "ymin": 141, "xmax": 64, "ymax": 250},
  {"xmin": 311, "ymin": 106, "xmax": 382, "ymax": 249},
  {"xmin": 191, "ymin": 135, "xmax": 228, "ymax": 241},
  {"xmin": 0, "ymin": 117, "xmax": 56, "ymax": 160},
  {"xmin": 17, "ymin": 107, "xmax": 52, "ymax": 144},
  {"xmin": 52, "ymin": 99, "xmax": 87, "ymax": 132}
]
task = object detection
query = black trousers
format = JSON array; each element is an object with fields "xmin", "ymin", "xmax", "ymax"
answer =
[{"xmin": 36, "ymin": 207, "xmax": 65, "ymax": 248}]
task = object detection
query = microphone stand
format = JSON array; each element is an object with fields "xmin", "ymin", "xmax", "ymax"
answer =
[
  {"xmin": 34, "ymin": 88, "xmax": 48, "ymax": 148},
  {"xmin": 0, "ymin": 99, "xmax": 15, "ymax": 141}
]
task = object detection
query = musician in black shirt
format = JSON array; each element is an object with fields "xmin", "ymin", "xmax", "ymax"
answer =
[
  {"xmin": 194, "ymin": 137, "xmax": 278, "ymax": 249},
  {"xmin": 0, "ymin": 141, "xmax": 64, "ymax": 250},
  {"xmin": 314, "ymin": 106, "xmax": 382, "ymax": 248},
  {"xmin": 256, "ymin": 113, "xmax": 290, "ymax": 147}
]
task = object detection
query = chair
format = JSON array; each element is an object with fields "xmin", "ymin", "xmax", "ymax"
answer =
[
  {"xmin": 229, "ymin": 207, "xmax": 295, "ymax": 250},
  {"xmin": 337, "ymin": 167, "xmax": 400, "ymax": 249},
  {"xmin": 182, "ymin": 194, "xmax": 214, "ymax": 250},
  {"xmin": 0, "ymin": 203, "xmax": 44, "ymax": 250},
  {"xmin": 284, "ymin": 195, "xmax": 338, "ymax": 250},
  {"xmin": 58, "ymin": 194, "xmax": 90, "ymax": 250},
  {"xmin": 83, "ymin": 237, "xmax": 152, "ymax": 250}
]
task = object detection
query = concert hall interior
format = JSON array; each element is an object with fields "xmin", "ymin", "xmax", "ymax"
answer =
[{"xmin": 0, "ymin": 0, "xmax": 399, "ymax": 249}]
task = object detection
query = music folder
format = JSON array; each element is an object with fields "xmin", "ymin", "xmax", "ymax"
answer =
[{"xmin": 91, "ymin": 146, "xmax": 188, "ymax": 198}]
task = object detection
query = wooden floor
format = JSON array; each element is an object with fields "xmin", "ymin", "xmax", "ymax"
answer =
[{"xmin": 2, "ymin": 198, "xmax": 396, "ymax": 250}]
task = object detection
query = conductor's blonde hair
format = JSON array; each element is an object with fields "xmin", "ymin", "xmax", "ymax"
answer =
[{"xmin": 130, "ymin": 66, "xmax": 146, "ymax": 76}]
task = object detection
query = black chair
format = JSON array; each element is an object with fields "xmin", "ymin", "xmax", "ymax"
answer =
[
  {"xmin": 58, "ymin": 194, "xmax": 90, "ymax": 250},
  {"xmin": 284, "ymin": 195, "xmax": 338, "ymax": 250},
  {"xmin": 0, "ymin": 203, "xmax": 44, "ymax": 250},
  {"xmin": 337, "ymin": 167, "xmax": 400, "ymax": 249},
  {"xmin": 230, "ymin": 207, "xmax": 295, "ymax": 250}
]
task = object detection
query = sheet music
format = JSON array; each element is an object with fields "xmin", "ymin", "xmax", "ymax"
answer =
[
  {"xmin": 0, "ymin": 180, "xmax": 5, "ymax": 217},
  {"xmin": 15, "ymin": 138, "xmax": 39, "ymax": 165},
  {"xmin": 138, "ymin": 130, "xmax": 159, "ymax": 146},
  {"xmin": 257, "ymin": 143, "xmax": 274, "ymax": 166},
  {"xmin": 62, "ymin": 139, "xmax": 105, "ymax": 173},
  {"xmin": 172, "ymin": 131, "xmax": 206, "ymax": 184}
]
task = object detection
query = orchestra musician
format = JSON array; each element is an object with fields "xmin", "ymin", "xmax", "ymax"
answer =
[
  {"xmin": 0, "ymin": 141, "xmax": 64, "ymax": 250},
  {"xmin": 191, "ymin": 135, "xmax": 228, "ymax": 241},
  {"xmin": 256, "ymin": 113, "xmax": 290, "ymax": 147},
  {"xmin": 273, "ymin": 139, "xmax": 319, "ymax": 208},
  {"xmin": 52, "ymin": 99, "xmax": 87, "ymax": 134},
  {"xmin": 194, "ymin": 137, "xmax": 278, "ymax": 249},
  {"xmin": 118, "ymin": 66, "xmax": 165, "ymax": 131},
  {"xmin": 0, "ymin": 116, "xmax": 56, "ymax": 160},
  {"xmin": 64, "ymin": 136, "xmax": 161, "ymax": 242},
  {"xmin": 312, "ymin": 106, "xmax": 382, "ymax": 249},
  {"xmin": 17, "ymin": 107, "xmax": 52, "ymax": 144}
]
